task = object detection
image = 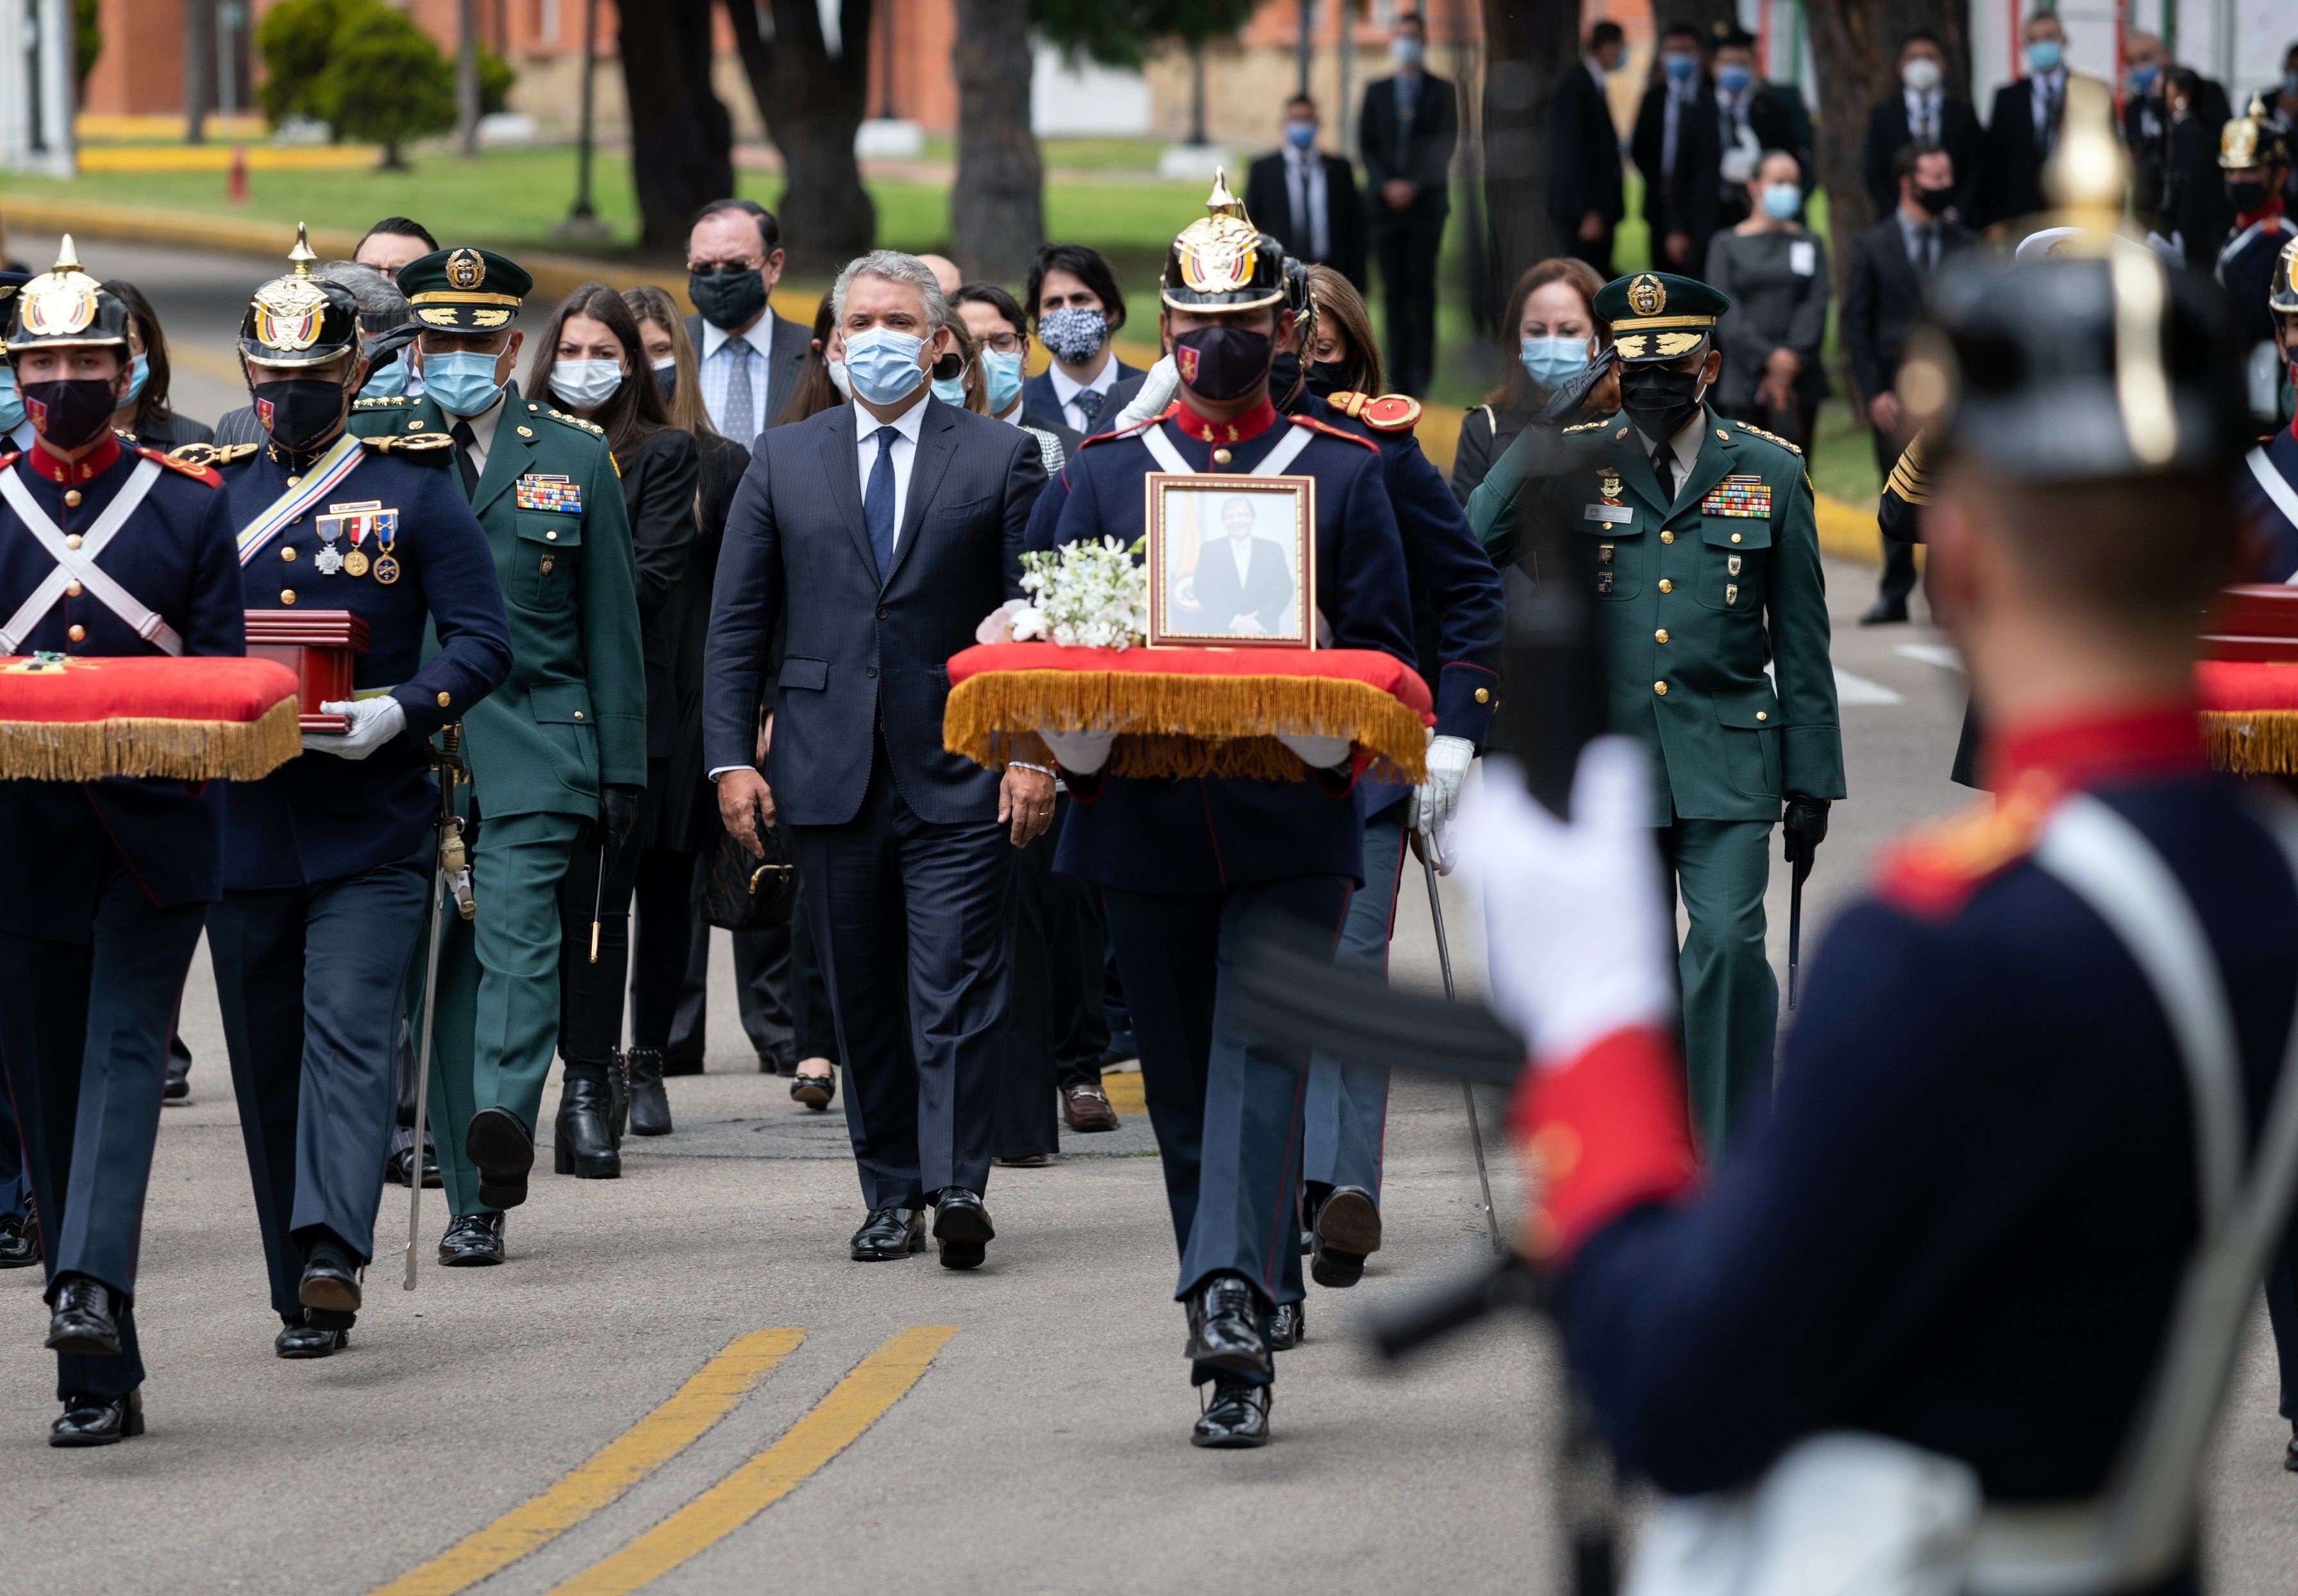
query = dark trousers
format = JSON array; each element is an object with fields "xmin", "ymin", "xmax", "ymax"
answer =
[
  {"xmin": 793, "ymin": 745, "xmax": 1019, "ymax": 1209},
  {"xmin": 1103, "ymin": 875, "xmax": 1350, "ymax": 1386},
  {"xmin": 0, "ymin": 853, "xmax": 206, "ymax": 1402},
  {"xmin": 1304, "ymin": 809, "xmax": 1409, "ymax": 1197},
  {"xmin": 996, "ymin": 810, "xmax": 1061, "ymax": 1161},
  {"xmin": 629, "ymin": 848, "xmax": 698, "ymax": 1054},
  {"xmin": 0, "ymin": 1067, "xmax": 24, "ymax": 1221},
  {"xmin": 2269, "ymin": 1237, "xmax": 2298, "ymax": 1421},
  {"xmin": 1375, "ymin": 208, "xmax": 1445, "ymax": 397},
  {"xmin": 1562, "ymin": 222, "xmax": 1615, "ymax": 280},
  {"xmin": 1875, "ymin": 430, "xmax": 1919, "ymax": 606},
  {"xmin": 1047, "ymin": 853, "xmax": 1109, "ymax": 1089},
  {"xmin": 557, "ymin": 821, "xmax": 643, "ymax": 1071},
  {"xmin": 207, "ymin": 846, "xmax": 430, "ymax": 1318},
  {"xmin": 635, "ymin": 854, "xmax": 840, "ymax": 1068}
]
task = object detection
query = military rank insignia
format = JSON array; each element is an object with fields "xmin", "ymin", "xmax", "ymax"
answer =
[
  {"xmin": 1701, "ymin": 475, "xmax": 1772, "ymax": 518},
  {"xmin": 516, "ymin": 474, "xmax": 582, "ymax": 513}
]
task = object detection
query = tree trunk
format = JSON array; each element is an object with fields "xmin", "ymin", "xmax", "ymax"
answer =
[
  {"xmin": 182, "ymin": 0, "xmax": 212, "ymax": 145},
  {"xmin": 456, "ymin": 0, "xmax": 480, "ymax": 156},
  {"xmin": 723, "ymin": 0, "xmax": 878, "ymax": 276},
  {"xmin": 1480, "ymin": 0, "xmax": 1582, "ymax": 315},
  {"xmin": 1804, "ymin": 0, "xmax": 1968, "ymax": 398},
  {"xmin": 1189, "ymin": 40, "xmax": 1207, "ymax": 146},
  {"xmin": 621, "ymin": 0, "xmax": 734, "ymax": 253},
  {"xmin": 951, "ymin": 0, "xmax": 1044, "ymax": 281},
  {"xmin": 1651, "ymin": 0, "xmax": 1736, "ymax": 41}
]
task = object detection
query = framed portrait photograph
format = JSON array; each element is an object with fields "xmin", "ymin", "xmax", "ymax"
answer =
[{"xmin": 1143, "ymin": 473, "xmax": 1317, "ymax": 650}]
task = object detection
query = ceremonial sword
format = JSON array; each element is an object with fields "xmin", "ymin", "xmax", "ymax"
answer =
[
  {"xmin": 404, "ymin": 727, "xmax": 467, "ymax": 1290},
  {"xmin": 1422, "ymin": 840, "xmax": 1504, "ymax": 1255}
]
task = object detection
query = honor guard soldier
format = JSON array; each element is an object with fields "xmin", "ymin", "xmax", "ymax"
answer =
[
  {"xmin": 2238, "ymin": 237, "xmax": 2298, "ymax": 578},
  {"xmin": 1027, "ymin": 180, "xmax": 1417, "ymax": 1448},
  {"xmin": 1464, "ymin": 105, "xmax": 2296, "ymax": 1588},
  {"xmin": 0, "ymin": 269, "xmax": 32, "ymax": 1275},
  {"xmin": 186, "ymin": 231, "xmax": 511, "ymax": 1356},
  {"xmin": 2217, "ymin": 99, "xmax": 2296, "ymax": 370},
  {"xmin": 0, "ymin": 240, "xmax": 244, "ymax": 1445},
  {"xmin": 351, "ymin": 247, "xmax": 645, "ymax": 1265},
  {"xmin": 1466, "ymin": 269, "xmax": 1844, "ymax": 1158}
]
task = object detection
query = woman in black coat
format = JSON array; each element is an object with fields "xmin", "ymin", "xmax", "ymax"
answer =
[
  {"xmin": 103, "ymin": 281, "xmax": 214, "ymax": 451},
  {"xmin": 1450, "ymin": 258, "xmax": 1607, "ymax": 504}
]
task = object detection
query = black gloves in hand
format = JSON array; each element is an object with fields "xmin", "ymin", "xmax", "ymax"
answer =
[
  {"xmin": 594, "ymin": 784, "xmax": 643, "ymax": 852},
  {"xmin": 1782, "ymin": 794, "xmax": 1830, "ymax": 872}
]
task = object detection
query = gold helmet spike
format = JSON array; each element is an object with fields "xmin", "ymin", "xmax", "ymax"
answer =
[
  {"xmin": 287, "ymin": 221, "xmax": 318, "ymax": 276},
  {"xmin": 2042, "ymin": 77, "xmax": 2126, "ymax": 231},
  {"xmin": 1204, "ymin": 169, "xmax": 1248, "ymax": 223},
  {"xmin": 51, "ymin": 233, "xmax": 83, "ymax": 278}
]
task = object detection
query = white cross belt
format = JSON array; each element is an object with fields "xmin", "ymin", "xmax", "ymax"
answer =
[{"xmin": 0, "ymin": 457, "xmax": 183, "ymax": 656}]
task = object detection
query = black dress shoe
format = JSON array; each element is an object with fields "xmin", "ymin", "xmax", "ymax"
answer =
[
  {"xmin": 1859, "ymin": 595, "xmax": 1911, "ymax": 626},
  {"xmin": 298, "ymin": 1238, "xmax": 363, "ymax": 1316},
  {"xmin": 46, "ymin": 1274, "xmax": 120, "ymax": 1356},
  {"xmin": 275, "ymin": 1316, "xmax": 350, "ymax": 1359},
  {"xmin": 51, "ymin": 1387, "xmax": 142, "ymax": 1447},
  {"xmin": 791, "ymin": 1066, "xmax": 835, "ymax": 1112},
  {"xmin": 437, "ymin": 1212, "xmax": 505, "ymax": 1266},
  {"xmin": 554, "ymin": 1071, "xmax": 623, "ymax": 1179},
  {"xmin": 465, "ymin": 1107, "xmax": 535, "ymax": 1210},
  {"xmin": 1191, "ymin": 1378, "xmax": 1270, "ymax": 1449},
  {"xmin": 162, "ymin": 1057, "xmax": 190, "ymax": 1104},
  {"xmin": 1311, "ymin": 1185, "xmax": 1380, "ymax": 1289},
  {"xmin": 1184, "ymin": 1273, "xmax": 1272, "ymax": 1380},
  {"xmin": 2285, "ymin": 1425, "xmax": 2298, "ymax": 1472},
  {"xmin": 626, "ymin": 1046, "xmax": 673, "ymax": 1138},
  {"xmin": 849, "ymin": 1207, "xmax": 925, "ymax": 1261},
  {"xmin": 1268, "ymin": 1301, "xmax": 1305, "ymax": 1350},
  {"xmin": 0, "ymin": 1212, "xmax": 38, "ymax": 1269},
  {"xmin": 661, "ymin": 1052, "xmax": 706, "ymax": 1077},
  {"xmin": 387, "ymin": 1134, "xmax": 444, "ymax": 1190},
  {"xmin": 932, "ymin": 1188, "xmax": 994, "ymax": 1270}
]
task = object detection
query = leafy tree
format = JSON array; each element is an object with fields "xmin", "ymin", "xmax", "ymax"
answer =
[
  {"xmin": 721, "ymin": 0, "xmax": 877, "ymax": 274},
  {"xmin": 73, "ymin": 0, "xmax": 100, "ymax": 94},
  {"xmin": 1032, "ymin": 0, "xmax": 1254, "ymax": 69},
  {"xmin": 479, "ymin": 44, "xmax": 515, "ymax": 115},
  {"xmin": 254, "ymin": 0, "xmax": 358, "ymax": 126},
  {"xmin": 321, "ymin": 4, "xmax": 457, "ymax": 168}
]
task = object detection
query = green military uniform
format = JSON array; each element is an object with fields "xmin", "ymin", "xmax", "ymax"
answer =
[
  {"xmin": 1467, "ymin": 271, "xmax": 1843, "ymax": 1155},
  {"xmin": 350, "ymin": 248, "xmax": 646, "ymax": 1232}
]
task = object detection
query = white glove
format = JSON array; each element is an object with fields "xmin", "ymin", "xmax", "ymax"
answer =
[
  {"xmin": 1111, "ymin": 355, "xmax": 1179, "ymax": 432},
  {"xmin": 303, "ymin": 696, "xmax": 407, "ymax": 759},
  {"xmin": 1412, "ymin": 732, "xmax": 1475, "ymax": 857},
  {"xmin": 1457, "ymin": 737, "xmax": 1675, "ymax": 1066},
  {"xmin": 1037, "ymin": 727, "xmax": 1115, "ymax": 775},
  {"xmin": 1276, "ymin": 732, "xmax": 1351, "ymax": 771}
]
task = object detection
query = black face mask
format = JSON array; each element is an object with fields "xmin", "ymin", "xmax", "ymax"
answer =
[
  {"xmin": 688, "ymin": 266, "xmax": 768, "ymax": 332},
  {"xmin": 2227, "ymin": 180, "xmax": 2269, "ymax": 214},
  {"xmin": 1618, "ymin": 362, "xmax": 1707, "ymax": 443},
  {"xmin": 1304, "ymin": 358, "xmax": 1352, "ymax": 399},
  {"xmin": 653, "ymin": 364, "xmax": 677, "ymax": 402},
  {"xmin": 1173, "ymin": 324, "xmax": 1273, "ymax": 403},
  {"xmin": 252, "ymin": 378, "xmax": 348, "ymax": 454},
  {"xmin": 21, "ymin": 378, "xmax": 121, "ymax": 451},
  {"xmin": 1910, "ymin": 183, "xmax": 1956, "ymax": 216},
  {"xmin": 1266, "ymin": 349, "xmax": 1304, "ymax": 410}
]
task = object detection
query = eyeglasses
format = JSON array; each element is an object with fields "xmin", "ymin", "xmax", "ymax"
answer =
[
  {"xmin": 977, "ymin": 332, "xmax": 1024, "ymax": 355},
  {"xmin": 687, "ymin": 260, "xmax": 764, "ymax": 277}
]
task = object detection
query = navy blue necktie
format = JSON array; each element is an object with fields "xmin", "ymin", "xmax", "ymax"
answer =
[{"xmin": 863, "ymin": 424, "xmax": 900, "ymax": 579}]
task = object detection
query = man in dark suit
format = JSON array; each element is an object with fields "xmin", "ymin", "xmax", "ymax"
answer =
[
  {"xmin": 1975, "ymin": 11, "xmax": 2104, "ymax": 232},
  {"xmin": 1843, "ymin": 142, "xmax": 1974, "ymax": 623},
  {"xmin": 682, "ymin": 199, "xmax": 810, "ymax": 444},
  {"xmin": 1244, "ymin": 96, "xmax": 1367, "ymax": 293},
  {"xmin": 1358, "ymin": 11, "xmax": 1457, "ymax": 396},
  {"xmin": 1547, "ymin": 21, "xmax": 1628, "ymax": 276},
  {"xmin": 1185, "ymin": 495, "xmax": 1296, "ymax": 635},
  {"xmin": 1631, "ymin": 23, "xmax": 1722, "ymax": 279},
  {"xmin": 1709, "ymin": 24, "xmax": 1813, "ymax": 231},
  {"xmin": 1861, "ymin": 31, "xmax": 1984, "ymax": 220},
  {"xmin": 706, "ymin": 251, "xmax": 1052, "ymax": 1272}
]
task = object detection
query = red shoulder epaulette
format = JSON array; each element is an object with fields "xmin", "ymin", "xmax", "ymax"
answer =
[
  {"xmin": 1287, "ymin": 412, "xmax": 1381, "ymax": 453},
  {"xmin": 0, "ymin": 452, "xmax": 17, "ymax": 472},
  {"xmin": 1326, "ymin": 391, "xmax": 1423, "ymax": 433},
  {"xmin": 142, "ymin": 446, "xmax": 221, "ymax": 487},
  {"xmin": 1874, "ymin": 770, "xmax": 2061, "ymax": 919},
  {"xmin": 1076, "ymin": 404, "xmax": 1176, "ymax": 451}
]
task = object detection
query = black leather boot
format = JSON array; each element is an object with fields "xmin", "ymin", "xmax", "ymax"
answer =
[
  {"xmin": 554, "ymin": 1070, "xmax": 622, "ymax": 1179},
  {"xmin": 626, "ymin": 1046, "xmax": 672, "ymax": 1137},
  {"xmin": 607, "ymin": 1048, "xmax": 630, "ymax": 1145}
]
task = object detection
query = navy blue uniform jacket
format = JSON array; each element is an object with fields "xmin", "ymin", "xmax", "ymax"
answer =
[
  {"xmin": 1031, "ymin": 403, "xmax": 1417, "ymax": 895},
  {"xmin": 217, "ymin": 439, "xmax": 512, "ymax": 889},
  {"xmin": 0, "ymin": 437, "xmax": 244, "ymax": 937},
  {"xmin": 1561, "ymin": 717, "xmax": 2298, "ymax": 1503},
  {"xmin": 2240, "ymin": 423, "xmax": 2298, "ymax": 582}
]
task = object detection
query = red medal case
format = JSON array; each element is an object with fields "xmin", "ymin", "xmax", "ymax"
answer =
[{"xmin": 244, "ymin": 610, "xmax": 371, "ymax": 732}]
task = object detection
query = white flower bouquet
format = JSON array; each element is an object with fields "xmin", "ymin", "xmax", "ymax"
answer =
[{"xmin": 976, "ymin": 537, "xmax": 1148, "ymax": 651}]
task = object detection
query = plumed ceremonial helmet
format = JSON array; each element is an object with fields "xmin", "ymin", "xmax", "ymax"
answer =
[
  {"xmin": 1899, "ymin": 80, "xmax": 2247, "ymax": 483},
  {"xmin": 239, "ymin": 223, "xmax": 363, "ymax": 369},
  {"xmin": 1160, "ymin": 172, "xmax": 1289, "ymax": 314},
  {"xmin": 4, "ymin": 235, "xmax": 131, "ymax": 355},
  {"xmin": 2220, "ymin": 96, "xmax": 2292, "ymax": 171}
]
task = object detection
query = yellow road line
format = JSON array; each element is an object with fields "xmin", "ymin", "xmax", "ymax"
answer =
[
  {"xmin": 369, "ymin": 1329, "xmax": 805, "ymax": 1596},
  {"xmin": 545, "ymin": 1326, "xmax": 960, "ymax": 1596}
]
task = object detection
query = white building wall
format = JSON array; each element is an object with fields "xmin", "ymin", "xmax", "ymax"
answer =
[{"xmin": 1031, "ymin": 42, "xmax": 1153, "ymax": 138}]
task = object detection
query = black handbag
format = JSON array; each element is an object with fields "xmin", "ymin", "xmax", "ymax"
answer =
[{"xmin": 701, "ymin": 807, "xmax": 798, "ymax": 931}]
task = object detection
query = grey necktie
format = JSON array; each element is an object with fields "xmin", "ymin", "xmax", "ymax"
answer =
[{"xmin": 723, "ymin": 336, "xmax": 755, "ymax": 445}]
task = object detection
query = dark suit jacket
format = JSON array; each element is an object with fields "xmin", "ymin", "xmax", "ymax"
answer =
[
  {"xmin": 1841, "ymin": 212, "xmax": 1975, "ymax": 402},
  {"xmin": 1631, "ymin": 80, "xmax": 1722, "ymax": 267},
  {"xmin": 1977, "ymin": 74, "xmax": 2105, "ymax": 228},
  {"xmin": 1861, "ymin": 92, "xmax": 1984, "ymax": 218},
  {"xmin": 642, "ymin": 428, "xmax": 742, "ymax": 854},
  {"xmin": 684, "ymin": 307, "xmax": 812, "ymax": 441},
  {"xmin": 1245, "ymin": 150, "xmax": 1369, "ymax": 289},
  {"xmin": 701, "ymin": 398, "xmax": 1046, "ymax": 827},
  {"xmin": 1187, "ymin": 534, "xmax": 1296, "ymax": 635},
  {"xmin": 1019, "ymin": 408, "xmax": 1083, "ymax": 458},
  {"xmin": 1019, "ymin": 360, "xmax": 1142, "ymax": 437},
  {"xmin": 1359, "ymin": 72, "xmax": 1459, "ymax": 224},
  {"xmin": 1547, "ymin": 59, "xmax": 1625, "ymax": 229}
]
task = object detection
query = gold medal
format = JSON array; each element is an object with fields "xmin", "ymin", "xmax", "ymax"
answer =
[
  {"xmin": 373, "ymin": 553, "xmax": 399, "ymax": 585},
  {"xmin": 343, "ymin": 548, "xmax": 369, "ymax": 578}
]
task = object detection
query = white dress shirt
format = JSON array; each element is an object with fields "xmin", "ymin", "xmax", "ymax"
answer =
[
  {"xmin": 4, "ymin": 416, "xmax": 33, "ymax": 454},
  {"xmin": 855, "ymin": 392, "xmax": 930, "ymax": 555},
  {"xmin": 2029, "ymin": 67, "xmax": 2067, "ymax": 144},
  {"xmin": 701, "ymin": 306, "xmax": 777, "ymax": 439},
  {"xmin": 1049, "ymin": 352, "xmax": 1119, "ymax": 434},
  {"xmin": 1282, "ymin": 144, "xmax": 1330, "ymax": 262},
  {"xmin": 449, "ymin": 383, "xmax": 510, "ymax": 476},
  {"xmin": 1902, "ymin": 85, "xmax": 1943, "ymax": 144}
]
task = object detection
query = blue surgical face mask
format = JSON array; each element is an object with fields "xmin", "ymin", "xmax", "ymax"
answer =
[
  {"xmin": 930, "ymin": 373, "xmax": 969, "ymax": 407},
  {"xmin": 1663, "ymin": 51, "xmax": 1699, "ymax": 81},
  {"xmin": 121, "ymin": 352, "xmax": 150, "ymax": 409},
  {"xmin": 421, "ymin": 349, "xmax": 507, "ymax": 417},
  {"xmin": 2127, "ymin": 62, "xmax": 2159, "ymax": 93},
  {"xmin": 360, "ymin": 358, "xmax": 408, "ymax": 400},
  {"xmin": 0, "ymin": 365, "xmax": 22, "ymax": 435},
  {"xmin": 1716, "ymin": 63, "xmax": 1753, "ymax": 94},
  {"xmin": 980, "ymin": 348, "xmax": 1025, "ymax": 414},
  {"xmin": 2026, "ymin": 39, "xmax": 2062, "ymax": 74},
  {"xmin": 1390, "ymin": 36, "xmax": 1423, "ymax": 69},
  {"xmin": 843, "ymin": 326, "xmax": 927, "ymax": 407},
  {"xmin": 1761, "ymin": 182, "xmax": 1802, "ymax": 220},
  {"xmin": 1284, "ymin": 119, "xmax": 1317, "ymax": 149},
  {"xmin": 1520, "ymin": 335, "xmax": 1591, "ymax": 391}
]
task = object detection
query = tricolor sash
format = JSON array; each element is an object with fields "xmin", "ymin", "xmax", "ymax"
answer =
[{"xmin": 234, "ymin": 433, "xmax": 365, "ymax": 566}]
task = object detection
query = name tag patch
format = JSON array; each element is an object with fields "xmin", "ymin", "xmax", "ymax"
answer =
[
  {"xmin": 516, "ymin": 473, "xmax": 582, "ymax": 513},
  {"xmin": 1701, "ymin": 475, "xmax": 1772, "ymax": 519},
  {"xmin": 1586, "ymin": 503, "xmax": 1634, "ymax": 525}
]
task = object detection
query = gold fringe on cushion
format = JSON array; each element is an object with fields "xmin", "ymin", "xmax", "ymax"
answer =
[
  {"xmin": 2202, "ymin": 710, "xmax": 2298, "ymax": 777},
  {"xmin": 946, "ymin": 669, "xmax": 1430, "ymax": 784},
  {"xmin": 0, "ymin": 696, "xmax": 303, "ymax": 782}
]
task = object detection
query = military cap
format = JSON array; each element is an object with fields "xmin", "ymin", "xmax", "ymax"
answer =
[
  {"xmin": 396, "ymin": 245, "xmax": 532, "ymax": 333},
  {"xmin": 1593, "ymin": 271, "xmax": 1729, "ymax": 364},
  {"xmin": 0, "ymin": 269, "xmax": 26, "ymax": 321},
  {"xmin": 2272, "ymin": 234, "xmax": 2298, "ymax": 317},
  {"xmin": 1160, "ymin": 171, "xmax": 1287, "ymax": 314},
  {"xmin": 239, "ymin": 223, "xmax": 363, "ymax": 370},
  {"xmin": 2220, "ymin": 95, "xmax": 2292, "ymax": 172},
  {"xmin": 4, "ymin": 235, "xmax": 131, "ymax": 355}
]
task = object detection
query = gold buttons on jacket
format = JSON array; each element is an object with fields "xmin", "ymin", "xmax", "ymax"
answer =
[
  {"xmin": 281, "ymin": 546, "xmax": 297, "ymax": 561},
  {"xmin": 546, "ymin": 529, "xmax": 558, "ymax": 540},
  {"xmin": 1654, "ymin": 681, "xmax": 1668, "ymax": 696},
  {"xmin": 437, "ymin": 691, "xmax": 451, "ymax": 708},
  {"xmin": 1212, "ymin": 448, "xmax": 1232, "ymax": 465},
  {"xmin": 573, "ymin": 710, "xmax": 585, "ymax": 720},
  {"xmin": 67, "ymin": 625, "xmax": 85, "ymax": 643},
  {"xmin": 1716, "ymin": 429, "xmax": 1729, "ymax": 441},
  {"xmin": 1730, "ymin": 532, "xmax": 1742, "ymax": 543},
  {"xmin": 1654, "ymin": 629, "xmax": 1668, "ymax": 643},
  {"xmin": 1659, "ymin": 529, "xmax": 1674, "ymax": 544},
  {"xmin": 65, "ymin": 582, "xmax": 81, "ymax": 597},
  {"xmin": 1756, "ymin": 711, "xmax": 1768, "ymax": 722},
  {"xmin": 518, "ymin": 426, "xmax": 534, "ymax": 438},
  {"xmin": 65, "ymin": 533, "xmax": 82, "ymax": 550},
  {"xmin": 1474, "ymin": 687, "xmax": 1490, "ymax": 703},
  {"xmin": 281, "ymin": 589, "xmax": 297, "ymax": 605},
  {"xmin": 1657, "ymin": 578, "xmax": 1672, "ymax": 593},
  {"xmin": 63, "ymin": 489, "xmax": 81, "ymax": 508}
]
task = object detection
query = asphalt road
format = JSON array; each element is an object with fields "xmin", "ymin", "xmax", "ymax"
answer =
[{"xmin": 1, "ymin": 234, "xmax": 2293, "ymax": 1592}]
